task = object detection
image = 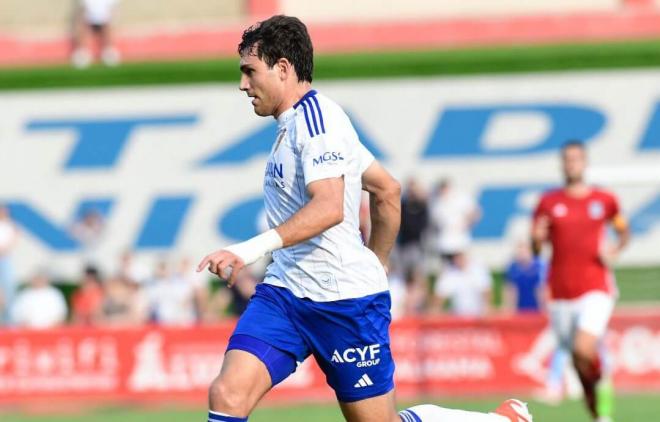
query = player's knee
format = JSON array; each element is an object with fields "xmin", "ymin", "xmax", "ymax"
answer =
[
  {"xmin": 573, "ymin": 341, "xmax": 597, "ymax": 363},
  {"xmin": 572, "ymin": 347, "xmax": 596, "ymax": 372},
  {"xmin": 209, "ymin": 377, "xmax": 252, "ymax": 417}
]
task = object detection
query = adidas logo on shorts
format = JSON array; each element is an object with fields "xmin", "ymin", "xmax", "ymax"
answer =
[{"xmin": 354, "ymin": 374, "xmax": 374, "ymax": 388}]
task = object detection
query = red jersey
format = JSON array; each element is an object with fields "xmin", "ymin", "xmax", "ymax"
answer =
[{"xmin": 533, "ymin": 188, "xmax": 620, "ymax": 299}]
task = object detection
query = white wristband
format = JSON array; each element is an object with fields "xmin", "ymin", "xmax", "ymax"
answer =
[{"xmin": 224, "ymin": 229, "xmax": 283, "ymax": 266}]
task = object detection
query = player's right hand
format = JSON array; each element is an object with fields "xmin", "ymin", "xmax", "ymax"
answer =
[
  {"xmin": 533, "ymin": 215, "xmax": 550, "ymax": 240},
  {"xmin": 196, "ymin": 250, "xmax": 246, "ymax": 287}
]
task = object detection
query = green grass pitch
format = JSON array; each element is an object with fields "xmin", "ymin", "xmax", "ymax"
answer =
[
  {"xmin": 1, "ymin": 39, "xmax": 660, "ymax": 91},
  {"xmin": 2, "ymin": 394, "xmax": 659, "ymax": 421}
]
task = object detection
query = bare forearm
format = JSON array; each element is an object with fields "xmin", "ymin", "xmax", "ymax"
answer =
[
  {"xmin": 615, "ymin": 227, "xmax": 630, "ymax": 252},
  {"xmin": 359, "ymin": 161, "xmax": 401, "ymax": 265},
  {"xmin": 367, "ymin": 191, "xmax": 400, "ymax": 265},
  {"xmin": 531, "ymin": 215, "xmax": 549, "ymax": 256},
  {"xmin": 276, "ymin": 197, "xmax": 343, "ymax": 247},
  {"xmin": 605, "ymin": 215, "xmax": 630, "ymax": 262}
]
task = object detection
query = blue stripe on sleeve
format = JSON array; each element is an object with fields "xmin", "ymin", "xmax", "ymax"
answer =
[
  {"xmin": 310, "ymin": 95, "xmax": 325, "ymax": 133},
  {"xmin": 300, "ymin": 102, "xmax": 314, "ymax": 137},
  {"xmin": 305, "ymin": 98, "xmax": 320, "ymax": 135},
  {"xmin": 293, "ymin": 89, "xmax": 317, "ymax": 109}
]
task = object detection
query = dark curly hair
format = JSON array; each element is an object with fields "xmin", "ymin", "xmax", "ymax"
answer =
[{"xmin": 238, "ymin": 15, "xmax": 314, "ymax": 83}]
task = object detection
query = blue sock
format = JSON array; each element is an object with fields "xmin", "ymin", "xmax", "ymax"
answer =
[{"xmin": 208, "ymin": 410, "xmax": 248, "ymax": 422}]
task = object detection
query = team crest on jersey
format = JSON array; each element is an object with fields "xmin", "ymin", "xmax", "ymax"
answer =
[
  {"xmin": 588, "ymin": 200, "xmax": 605, "ymax": 219},
  {"xmin": 552, "ymin": 203, "xmax": 568, "ymax": 218}
]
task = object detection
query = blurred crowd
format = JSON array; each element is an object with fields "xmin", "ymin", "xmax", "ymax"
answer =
[
  {"xmin": 0, "ymin": 204, "xmax": 258, "ymax": 329},
  {"xmin": 386, "ymin": 177, "xmax": 547, "ymax": 320},
  {"xmin": 1, "ymin": 252, "xmax": 258, "ymax": 329},
  {"xmin": 0, "ymin": 177, "xmax": 548, "ymax": 329}
]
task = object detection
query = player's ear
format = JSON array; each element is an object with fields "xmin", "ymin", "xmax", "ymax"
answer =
[{"xmin": 276, "ymin": 58, "xmax": 291, "ymax": 81}]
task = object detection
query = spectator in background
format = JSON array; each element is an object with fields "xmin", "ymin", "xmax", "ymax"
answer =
[
  {"xmin": 390, "ymin": 267, "xmax": 428, "ymax": 320},
  {"xmin": 503, "ymin": 241, "xmax": 547, "ymax": 313},
  {"xmin": 11, "ymin": 271, "xmax": 68, "ymax": 329},
  {"xmin": 228, "ymin": 270, "xmax": 258, "ymax": 316},
  {"xmin": 71, "ymin": 0, "xmax": 121, "ymax": 68},
  {"xmin": 176, "ymin": 256, "xmax": 211, "ymax": 321},
  {"xmin": 503, "ymin": 241, "xmax": 574, "ymax": 405},
  {"xmin": 431, "ymin": 251, "xmax": 492, "ymax": 317},
  {"xmin": 117, "ymin": 250, "xmax": 151, "ymax": 285},
  {"xmin": 205, "ymin": 270, "xmax": 258, "ymax": 322},
  {"xmin": 101, "ymin": 275, "xmax": 147, "ymax": 326},
  {"xmin": 71, "ymin": 208, "xmax": 105, "ymax": 267},
  {"xmin": 71, "ymin": 266, "xmax": 104, "ymax": 325},
  {"xmin": 0, "ymin": 205, "xmax": 19, "ymax": 325},
  {"xmin": 396, "ymin": 177, "xmax": 429, "ymax": 275},
  {"xmin": 429, "ymin": 178, "xmax": 481, "ymax": 263},
  {"xmin": 146, "ymin": 260, "xmax": 197, "ymax": 326},
  {"xmin": 503, "ymin": 243, "xmax": 574, "ymax": 405}
]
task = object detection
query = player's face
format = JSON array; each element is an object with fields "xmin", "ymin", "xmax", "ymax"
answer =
[
  {"xmin": 561, "ymin": 145, "xmax": 587, "ymax": 183},
  {"xmin": 239, "ymin": 51, "xmax": 284, "ymax": 117}
]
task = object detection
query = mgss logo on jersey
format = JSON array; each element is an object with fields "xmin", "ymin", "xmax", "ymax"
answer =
[
  {"xmin": 312, "ymin": 151, "xmax": 344, "ymax": 166},
  {"xmin": 331, "ymin": 344, "xmax": 381, "ymax": 367}
]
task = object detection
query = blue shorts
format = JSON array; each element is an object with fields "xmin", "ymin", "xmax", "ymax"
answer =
[{"xmin": 227, "ymin": 283, "xmax": 395, "ymax": 402}]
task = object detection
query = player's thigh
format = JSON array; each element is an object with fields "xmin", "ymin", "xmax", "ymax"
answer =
[
  {"xmin": 339, "ymin": 389, "xmax": 399, "ymax": 422},
  {"xmin": 231, "ymin": 283, "xmax": 311, "ymax": 379},
  {"xmin": 209, "ymin": 349, "xmax": 271, "ymax": 414},
  {"xmin": 574, "ymin": 291, "xmax": 615, "ymax": 359},
  {"xmin": 210, "ymin": 284, "xmax": 309, "ymax": 413},
  {"xmin": 299, "ymin": 291, "xmax": 395, "ymax": 403}
]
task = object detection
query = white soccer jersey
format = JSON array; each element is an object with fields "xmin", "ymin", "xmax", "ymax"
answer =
[{"xmin": 262, "ymin": 90, "xmax": 388, "ymax": 301}]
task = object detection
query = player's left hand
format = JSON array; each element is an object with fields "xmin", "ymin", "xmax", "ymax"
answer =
[
  {"xmin": 196, "ymin": 250, "xmax": 246, "ymax": 287},
  {"xmin": 599, "ymin": 244, "xmax": 619, "ymax": 267}
]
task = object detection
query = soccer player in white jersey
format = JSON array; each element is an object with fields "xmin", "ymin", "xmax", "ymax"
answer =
[{"xmin": 197, "ymin": 15, "xmax": 533, "ymax": 422}]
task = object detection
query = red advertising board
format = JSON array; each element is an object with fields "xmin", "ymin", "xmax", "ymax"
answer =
[{"xmin": 0, "ymin": 309, "xmax": 658, "ymax": 404}]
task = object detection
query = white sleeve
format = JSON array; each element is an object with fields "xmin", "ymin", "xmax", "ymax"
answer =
[
  {"xmin": 300, "ymin": 132, "xmax": 348, "ymax": 186},
  {"xmin": 357, "ymin": 141, "xmax": 375, "ymax": 174}
]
